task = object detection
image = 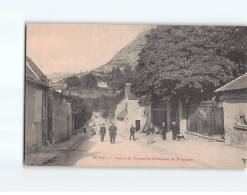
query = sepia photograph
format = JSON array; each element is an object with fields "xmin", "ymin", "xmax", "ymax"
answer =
[{"xmin": 24, "ymin": 23, "xmax": 247, "ymax": 168}]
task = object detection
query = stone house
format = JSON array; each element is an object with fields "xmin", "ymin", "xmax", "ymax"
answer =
[
  {"xmin": 25, "ymin": 57, "xmax": 50, "ymax": 153},
  {"xmin": 25, "ymin": 57, "xmax": 74, "ymax": 153},
  {"xmin": 215, "ymin": 72, "xmax": 247, "ymax": 149},
  {"xmin": 47, "ymin": 89, "xmax": 74, "ymax": 144},
  {"xmin": 115, "ymin": 83, "xmax": 151, "ymax": 133}
]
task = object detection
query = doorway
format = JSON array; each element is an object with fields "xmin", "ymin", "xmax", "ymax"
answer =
[{"xmin": 135, "ymin": 120, "xmax": 140, "ymax": 131}]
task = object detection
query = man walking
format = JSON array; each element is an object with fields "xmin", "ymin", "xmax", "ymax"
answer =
[
  {"xmin": 160, "ymin": 121, "xmax": 167, "ymax": 140},
  {"xmin": 171, "ymin": 122, "xmax": 177, "ymax": 140},
  {"xmin": 100, "ymin": 123, "xmax": 106, "ymax": 142},
  {"xmin": 129, "ymin": 124, "xmax": 136, "ymax": 141},
  {"xmin": 146, "ymin": 123, "xmax": 155, "ymax": 145},
  {"xmin": 109, "ymin": 123, "xmax": 117, "ymax": 144}
]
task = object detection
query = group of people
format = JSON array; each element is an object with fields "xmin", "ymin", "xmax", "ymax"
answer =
[
  {"xmin": 92, "ymin": 123, "xmax": 118, "ymax": 144},
  {"xmin": 91, "ymin": 120, "xmax": 179, "ymax": 145},
  {"xmin": 127, "ymin": 121, "xmax": 179, "ymax": 145},
  {"xmin": 145, "ymin": 121, "xmax": 178, "ymax": 145}
]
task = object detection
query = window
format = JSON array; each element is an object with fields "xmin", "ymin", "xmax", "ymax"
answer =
[
  {"xmin": 143, "ymin": 110, "xmax": 149, "ymax": 116},
  {"xmin": 34, "ymin": 90, "xmax": 42, "ymax": 122}
]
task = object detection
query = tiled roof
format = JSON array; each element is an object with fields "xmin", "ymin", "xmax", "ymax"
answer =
[
  {"xmin": 26, "ymin": 66, "xmax": 40, "ymax": 83},
  {"xmin": 25, "ymin": 56, "xmax": 48, "ymax": 86},
  {"xmin": 215, "ymin": 72, "xmax": 247, "ymax": 93},
  {"xmin": 26, "ymin": 56, "xmax": 46, "ymax": 80}
]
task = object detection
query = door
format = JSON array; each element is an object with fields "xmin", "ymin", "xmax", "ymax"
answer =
[
  {"xmin": 135, "ymin": 120, "xmax": 140, "ymax": 131},
  {"xmin": 152, "ymin": 109, "xmax": 167, "ymax": 126}
]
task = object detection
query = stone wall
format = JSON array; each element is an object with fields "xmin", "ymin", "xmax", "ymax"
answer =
[{"xmin": 223, "ymin": 92, "xmax": 247, "ymax": 149}]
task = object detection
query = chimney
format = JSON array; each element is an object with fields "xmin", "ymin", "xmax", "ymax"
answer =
[{"xmin": 125, "ymin": 83, "xmax": 131, "ymax": 99}]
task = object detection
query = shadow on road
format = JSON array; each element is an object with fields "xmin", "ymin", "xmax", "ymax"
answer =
[{"xmin": 46, "ymin": 136, "xmax": 101, "ymax": 166}]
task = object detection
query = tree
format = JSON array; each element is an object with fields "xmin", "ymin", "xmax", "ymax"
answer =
[
  {"xmin": 64, "ymin": 75, "xmax": 81, "ymax": 89},
  {"xmin": 81, "ymin": 72, "xmax": 97, "ymax": 89},
  {"xmin": 109, "ymin": 66, "xmax": 124, "ymax": 89},
  {"xmin": 109, "ymin": 65, "xmax": 134, "ymax": 90},
  {"xmin": 123, "ymin": 64, "xmax": 133, "ymax": 82},
  {"xmin": 65, "ymin": 95, "xmax": 92, "ymax": 130},
  {"xmin": 131, "ymin": 25, "xmax": 247, "ymax": 105},
  {"xmin": 83, "ymin": 90, "xmax": 125, "ymax": 119}
]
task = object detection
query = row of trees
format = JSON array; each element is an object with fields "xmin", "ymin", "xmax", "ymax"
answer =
[
  {"xmin": 63, "ymin": 65, "xmax": 133, "ymax": 91},
  {"xmin": 63, "ymin": 73, "xmax": 98, "ymax": 89},
  {"xmin": 131, "ymin": 25, "xmax": 247, "ymax": 105}
]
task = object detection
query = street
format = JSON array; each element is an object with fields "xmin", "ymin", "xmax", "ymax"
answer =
[{"xmin": 43, "ymin": 128, "xmax": 247, "ymax": 168}]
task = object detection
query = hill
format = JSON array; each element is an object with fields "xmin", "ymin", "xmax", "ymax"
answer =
[{"xmin": 94, "ymin": 29, "xmax": 152, "ymax": 73}]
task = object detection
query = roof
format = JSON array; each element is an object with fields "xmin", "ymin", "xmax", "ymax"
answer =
[
  {"xmin": 26, "ymin": 56, "xmax": 48, "ymax": 86},
  {"xmin": 26, "ymin": 56, "xmax": 45, "ymax": 80},
  {"xmin": 215, "ymin": 72, "xmax": 247, "ymax": 93},
  {"xmin": 117, "ymin": 108, "xmax": 127, "ymax": 120},
  {"xmin": 52, "ymin": 83, "xmax": 67, "ymax": 90},
  {"xmin": 26, "ymin": 66, "xmax": 40, "ymax": 83}
]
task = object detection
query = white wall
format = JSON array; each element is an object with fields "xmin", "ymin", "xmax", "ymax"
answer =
[{"xmin": 115, "ymin": 98, "xmax": 151, "ymax": 133}]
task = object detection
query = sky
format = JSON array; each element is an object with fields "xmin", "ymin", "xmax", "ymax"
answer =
[{"xmin": 26, "ymin": 24, "xmax": 153, "ymax": 76}]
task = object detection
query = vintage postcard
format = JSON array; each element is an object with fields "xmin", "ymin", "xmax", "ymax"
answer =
[{"xmin": 25, "ymin": 24, "xmax": 247, "ymax": 168}]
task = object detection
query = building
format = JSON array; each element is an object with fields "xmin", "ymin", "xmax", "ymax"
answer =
[
  {"xmin": 97, "ymin": 81, "xmax": 109, "ymax": 88},
  {"xmin": 215, "ymin": 72, "xmax": 247, "ymax": 149},
  {"xmin": 25, "ymin": 57, "xmax": 74, "ymax": 154},
  {"xmin": 115, "ymin": 83, "xmax": 225, "ymax": 138},
  {"xmin": 115, "ymin": 83, "xmax": 151, "ymax": 132},
  {"xmin": 151, "ymin": 97, "xmax": 224, "ymax": 137},
  {"xmin": 25, "ymin": 57, "xmax": 50, "ymax": 153},
  {"xmin": 48, "ymin": 89, "xmax": 74, "ymax": 144}
]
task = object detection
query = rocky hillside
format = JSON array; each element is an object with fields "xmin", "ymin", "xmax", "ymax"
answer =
[{"xmin": 94, "ymin": 29, "xmax": 152, "ymax": 73}]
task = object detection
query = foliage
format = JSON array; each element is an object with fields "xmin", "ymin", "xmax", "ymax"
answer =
[
  {"xmin": 123, "ymin": 64, "xmax": 133, "ymax": 81},
  {"xmin": 108, "ymin": 65, "xmax": 133, "ymax": 90},
  {"xmin": 84, "ymin": 90, "xmax": 125, "ymax": 119},
  {"xmin": 63, "ymin": 75, "xmax": 81, "ymax": 89},
  {"xmin": 131, "ymin": 25, "xmax": 247, "ymax": 104},
  {"xmin": 65, "ymin": 95, "xmax": 92, "ymax": 130},
  {"xmin": 81, "ymin": 72, "xmax": 98, "ymax": 89}
]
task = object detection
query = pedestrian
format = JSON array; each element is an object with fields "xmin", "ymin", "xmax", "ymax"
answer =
[
  {"xmin": 83, "ymin": 125, "xmax": 87, "ymax": 134},
  {"xmin": 91, "ymin": 123, "xmax": 96, "ymax": 136},
  {"xmin": 160, "ymin": 121, "xmax": 167, "ymax": 140},
  {"xmin": 146, "ymin": 123, "xmax": 155, "ymax": 145},
  {"xmin": 171, "ymin": 122, "xmax": 177, "ymax": 140},
  {"xmin": 109, "ymin": 122, "xmax": 117, "ymax": 144},
  {"xmin": 129, "ymin": 124, "xmax": 136, "ymax": 141},
  {"xmin": 100, "ymin": 123, "xmax": 106, "ymax": 142}
]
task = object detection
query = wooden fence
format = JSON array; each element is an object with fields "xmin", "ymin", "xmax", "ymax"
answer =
[{"xmin": 187, "ymin": 101, "xmax": 224, "ymax": 137}]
